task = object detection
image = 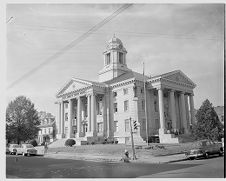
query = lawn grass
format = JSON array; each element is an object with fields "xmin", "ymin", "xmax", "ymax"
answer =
[{"xmin": 48, "ymin": 141, "xmax": 201, "ymax": 157}]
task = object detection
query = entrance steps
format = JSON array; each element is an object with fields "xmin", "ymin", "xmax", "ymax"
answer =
[
  {"xmin": 126, "ymin": 135, "xmax": 147, "ymax": 146},
  {"xmin": 159, "ymin": 133, "xmax": 179, "ymax": 144},
  {"xmin": 48, "ymin": 138, "xmax": 67, "ymax": 148}
]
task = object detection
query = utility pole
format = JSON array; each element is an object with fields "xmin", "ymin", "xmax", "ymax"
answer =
[{"xmin": 129, "ymin": 117, "xmax": 136, "ymax": 160}]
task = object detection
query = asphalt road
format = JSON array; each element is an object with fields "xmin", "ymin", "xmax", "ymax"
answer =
[
  {"xmin": 145, "ymin": 156, "xmax": 225, "ymax": 178},
  {"xmin": 6, "ymin": 154, "xmax": 224, "ymax": 178}
]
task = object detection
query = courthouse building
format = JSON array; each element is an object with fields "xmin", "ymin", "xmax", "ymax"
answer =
[{"xmin": 55, "ymin": 36, "xmax": 196, "ymax": 144}]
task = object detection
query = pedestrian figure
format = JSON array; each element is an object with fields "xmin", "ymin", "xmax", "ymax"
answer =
[
  {"xmin": 44, "ymin": 142, "xmax": 48, "ymax": 155},
  {"xmin": 121, "ymin": 149, "xmax": 130, "ymax": 163}
]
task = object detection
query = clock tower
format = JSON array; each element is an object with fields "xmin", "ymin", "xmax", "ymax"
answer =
[{"xmin": 98, "ymin": 35, "xmax": 131, "ymax": 82}]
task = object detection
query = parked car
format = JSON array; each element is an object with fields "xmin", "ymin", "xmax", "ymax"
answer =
[
  {"xmin": 8, "ymin": 144, "xmax": 21, "ymax": 155},
  {"xmin": 185, "ymin": 140, "xmax": 223, "ymax": 160},
  {"xmin": 15, "ymin": 144, "xmax": 37, "ymax": 156}
]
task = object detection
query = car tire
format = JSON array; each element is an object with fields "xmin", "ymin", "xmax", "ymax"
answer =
[
  {"xmin": 27, "ymin": 153, "xmax": 30, "ymax": 157},
  {"xmin": 219, "ymin": 151, "xmax": 223, "ymax": 156},
  {"xmin": 204, "ymin": 152, "xmax": 209, "ymax": 159}
]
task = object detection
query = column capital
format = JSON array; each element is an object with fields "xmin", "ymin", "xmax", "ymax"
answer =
[
  {"xmin": 156, "ymin": 87, "xmax": 163, "ymax": 91},
  {"xmin": 189, "ymin": 93, "xmax": 194, "ymax": 96},
  {"xmin": 179, "ymin": 91, "xmax": 185, "ymax": 95},
  {"xmin": 169, "ymin": 89, "xmax": 175, "ymax": 93}
]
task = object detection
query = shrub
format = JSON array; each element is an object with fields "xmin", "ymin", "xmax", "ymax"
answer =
[
  {"xmin": 29, "ymin": 140, "xmax": 38, "ymax": 147},
  {"xmin": 114, "ymin": 141, "xmax": 118, "ymax": 144},
  {"xmin": 65, "ymin": 139, "xmax": 76, "ymax": 147}
]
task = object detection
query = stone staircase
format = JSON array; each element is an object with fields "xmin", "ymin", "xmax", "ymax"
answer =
[
  {"xmin": 159, "ymin": 133, "xmax": 179, "ymax": 144},
  {"xmin": 48, "ymin": 138, "xmax": 68, "ymax": 148},
  {"xmin": 126, "ymin": 135, "xmax": 147, "ymax": 146}
]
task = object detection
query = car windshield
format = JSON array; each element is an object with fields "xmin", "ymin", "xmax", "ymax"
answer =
[
  {"xmin": 11, "ymin": 145, "xmax": 20, "ymax": 148},
  {"xmin": 23, "ymin": 144, "xmax": 34, "ymax": 148}
]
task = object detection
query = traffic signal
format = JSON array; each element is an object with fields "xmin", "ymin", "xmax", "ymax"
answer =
[{"xmin": 133, "ymin": 120, "xmax": 138, "ymax": 130}]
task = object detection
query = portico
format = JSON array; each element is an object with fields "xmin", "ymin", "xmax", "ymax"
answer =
[{"xmin": 56, "ymin": 83, "xmax": 107, "ymax": 141}]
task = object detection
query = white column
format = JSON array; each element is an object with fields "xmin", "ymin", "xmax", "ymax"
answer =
[
  {"xmin": 102, "ymin": 95, "xmax": 107, "ymax": 137},
  {"xmin": 106, "ymin": 90, "xmax": 111, "ymax": 138},
  {"xmin": 158, "ymin": 88, "xmax": 165, "ymax": 134},
  {"xmin": 68, "ymin": 99, "xmax": 72, "ymax": 138},
  {"xmin": 169, "ymin": 90, "xmax": 177, "ymax": 130},
  {"xmin": 91, "ymin": 93, "xmax": 97, "ymax": 135},
  {"xmin": 189, "ymin": 94, "xmax": 195, "ymax": 126},
  {"xmin": 61, "ymin": 101, "xmax": 64, "ymax": 137},
  {"xmin": 76, "ymin": 97, "xmax": 81, "ymax": 137},
  {"xmin": 58, "ymin": 102, "xmax": 61, "ymax": 135},
  {"xmin": 184, "ymin": 94, "xmax": 190, "ymax": 130},
  {"xmin": 180, "ymin": 92, "xmax": 188, "ymax": 134},
  {"xmin": 87, "ymin": 95, "xmax": 91, "ymax": 132}
]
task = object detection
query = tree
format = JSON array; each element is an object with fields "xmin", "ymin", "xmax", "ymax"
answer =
[
  {"xmin": 6, "ymin": 96, "xmax": 40, "ymax": 144},
  {"xmin": 192, "ymin": 99, "xmax": 223, "ymax": 143}
]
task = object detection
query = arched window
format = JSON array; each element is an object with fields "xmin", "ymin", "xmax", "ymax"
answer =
[
  {"xmin": 119, "ymin": 52, "xmax": 123, "ymax": 64},
  {"xmin": 106, "ymin": 53, "xmax": 111, "ymax": 65}
]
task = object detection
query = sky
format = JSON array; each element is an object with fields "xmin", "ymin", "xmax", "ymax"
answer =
[{"xmin": 6, "ymin": 3, "xmax": 224, "ymax": 117}]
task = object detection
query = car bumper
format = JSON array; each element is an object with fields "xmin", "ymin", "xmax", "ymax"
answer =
[{"xmin": 186, "ymin": 153, "xmax": 203, "ymax": 158}]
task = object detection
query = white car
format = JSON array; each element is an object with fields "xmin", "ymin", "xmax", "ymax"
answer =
[
  {"xmin": 8, "ymin": 144, "xmax": 21, "ymax": 155},
  {"xmin": 15, "ymin": 144, "xmax": 37, "ymax": 156}
]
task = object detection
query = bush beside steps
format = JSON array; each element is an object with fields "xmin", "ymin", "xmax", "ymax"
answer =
[{"xmin": 65, "ymin": 139, "xmax": 76, "ymax": 147}]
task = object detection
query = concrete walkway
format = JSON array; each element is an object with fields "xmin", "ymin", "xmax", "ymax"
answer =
[{"xmin": 44, "ymin": 151, "xmax": 187, "ymax": 164}]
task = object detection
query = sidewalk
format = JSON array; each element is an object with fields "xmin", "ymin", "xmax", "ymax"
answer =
[{"xmin": 44, "ymin": 151, "xmax": 187, "ymax": 164}]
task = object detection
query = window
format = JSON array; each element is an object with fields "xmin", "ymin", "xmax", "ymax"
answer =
[
  {"xmin": 123, "ymin": 88, "xmax": 128, "ymax": 95},
  {"xmin": 65, "ymin": 127, "xmax": 68, "ymax": 135},
  {"xmin": 125, "ymin": 119, "xmax": 130, "ymax": 132},
  {"xmin": 114, "ymin": 121, "xmax": 118, "ymax": 132},
  {"xmin": 97, "ymin": 122, "xmax": 103, "ymax": 133},
  {"xmin": 142, "ymin": 100, "xmax": 145, "ymax": 110},
  {"xmin": 49, "ymin": 128, "xmax": 51, "ymax": 134},
  {"xmin": 154, "ymin": 100, "xmax": 158, "ymax": 112},
  {"xmin": 97, "ymin": 100, "xmax": 103, "ymax": 115},
  {"xmin": 65, "ymin": 113, "xmax": 68, "ymax": 121},
  {"xmin": 44, "ymin": 129, "xmax": 46, "ymax": 134},
  {"xmin": 113, "ymin": 91, "xmax": 117, "ymax": 97},
  {"xmin": 155, "ymin": 119, "xmax": 160, "ymax": 128},
  {"xmin": 119, "ymin": 52, "xmax": 123, "ymax": 64},
  {"xmin": 106, "ymin": 53, "xmax": 111, "ymax": 65},
  {"xmin": 124, "ymin": 100, "xmax": 129, "ymax": 112},
  {"xmin": 141, "ymin": 119, "xmax": 146, "ymax": 131},
  {"xmin": 65, "ymin": 103, "xmax": 68, "ymax": 109},
  {"xmin": 114, "ymin": 103, "xmax": 118, "ymax": 113},
  {"xmin": 141, "ymin": 88, "xmax": 144, "ymax": 94}
]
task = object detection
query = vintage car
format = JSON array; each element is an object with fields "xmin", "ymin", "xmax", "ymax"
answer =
[
  {"xmin": 15, "ymin": 144, "xmax": 37, "ymax": 156},
  {"xmin": 185, "ymin": 140, "xmax": 223, "ymax": 160},
  {"xmin": 8, "ymin": 144, "xmax": 21, "ymax": 155}
]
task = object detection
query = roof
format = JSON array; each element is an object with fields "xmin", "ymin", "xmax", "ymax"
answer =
[
  {"xmin": 104, "ymin": 71, "xmax": 149, "ymax": 85},
  {"xmin": 72, "ymin": 78, "xmax": 107, "ymax": 87}
]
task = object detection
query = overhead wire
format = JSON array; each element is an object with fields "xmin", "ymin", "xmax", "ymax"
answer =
[{"xmin": 7, "ymin": 4, "xmax": 133, "ymax": 89}]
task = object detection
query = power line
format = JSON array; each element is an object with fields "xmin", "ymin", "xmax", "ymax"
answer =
[
  {"xmin": 7, "ymin": 4, "xmax": 133, "ymax": 89},
  {"xmin": 11, "ymin": 23, "xmax": 222, "ymax": 41}
]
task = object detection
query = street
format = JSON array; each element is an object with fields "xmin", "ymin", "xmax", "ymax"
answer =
[{"xmin": 6, "ymin": 154, "xmax": 224, "ymax": 178}]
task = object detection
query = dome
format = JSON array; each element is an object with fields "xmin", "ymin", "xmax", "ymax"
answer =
[
  {"xmin": 108, "ymin": 35, "xmax": 123, "ymax": 45},
  {"xmin": 106, "ymin": 35, "xmax": 127, "ymax": 52}
]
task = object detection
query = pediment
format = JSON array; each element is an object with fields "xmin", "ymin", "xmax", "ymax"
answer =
[
  {"xmin": 162, "ymin": 70, "xmax": 196, "ymax": 87},
  {"xmin": 56, "ymin": 79, "xmax": 92, "ymax": 97}
]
